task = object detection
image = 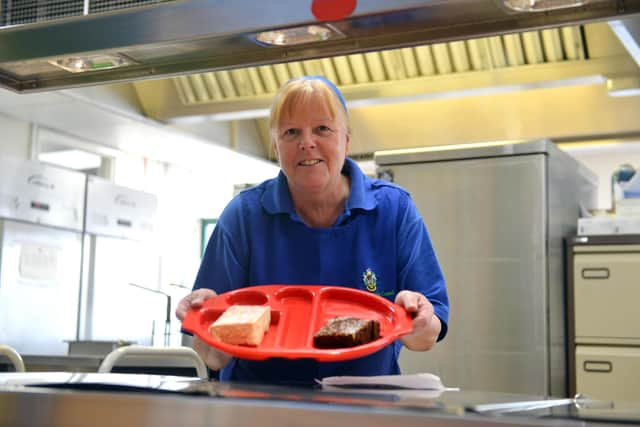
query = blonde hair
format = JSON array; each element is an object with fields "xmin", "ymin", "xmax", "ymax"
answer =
[{"xmin": 269, "ymin": 77, "xmax": 350, "ymax": 142}]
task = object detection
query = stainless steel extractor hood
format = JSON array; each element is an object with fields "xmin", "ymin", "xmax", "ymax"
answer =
[{"xmin": 1, "ymin": 0, "xmax": 639, "ymax": 93}]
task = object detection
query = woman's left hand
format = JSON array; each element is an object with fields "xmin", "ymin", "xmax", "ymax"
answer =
[{"xmin": 395, "ymin": 290, "xmax": 441, "ymax": 351}]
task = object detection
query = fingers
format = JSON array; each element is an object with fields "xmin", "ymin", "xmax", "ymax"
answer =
[
  {"xmin": 175, "ymin": 288, "xmax": 218, "ymax": 321},
  {"xmin": 395, "ymin": 290, "xmax": 418, "ymax": 312},
  {"xmin": 395, "ymin": 290, "xmax": 434, "ymax": 333},
  {"xmin": 395, "ymin": 290, "xmax": 432, "ymax": 316}
]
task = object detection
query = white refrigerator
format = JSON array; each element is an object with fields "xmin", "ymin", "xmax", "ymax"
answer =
[
  {"xmin": 79, "ymin": 176, "xmax": 162, "ymax": 346},
  {"xmin": 0, "ymin": 156, "xmax": 85, "ymax": 355}
]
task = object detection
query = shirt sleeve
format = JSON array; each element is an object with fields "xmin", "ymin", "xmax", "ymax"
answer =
[
  {"xmin": 396, "ymin": 194, "xmax": 450, "ymax": 341},
  {"xmin": 193, "ymin": 200, "xmax": 248, "ymax": 295}
]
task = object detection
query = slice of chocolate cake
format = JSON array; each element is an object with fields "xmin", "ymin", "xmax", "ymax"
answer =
[{"xmin": 313, "ymin": 316, "xmax": 381, "ymax": 348}]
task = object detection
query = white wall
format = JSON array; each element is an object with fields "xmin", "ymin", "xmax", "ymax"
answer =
[
  {"xmin": 561, "ymin": 141, "xmax": 640, "ymax": 210},
  {"xmin": 0, "ymin": 114, "xmax": 32, "ymax": 158}
]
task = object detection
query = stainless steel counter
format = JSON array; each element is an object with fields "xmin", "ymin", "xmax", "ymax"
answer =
[{"xmin": 1, "ymin": 373, "xmax": 639, "ymax": 427}]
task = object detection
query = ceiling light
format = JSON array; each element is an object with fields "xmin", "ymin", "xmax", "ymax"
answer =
[
  {"xmin": 502, "ymin": 0, "xmax": 590, "ymax": 12},
  {"xmin": 607, "ymin": 76, "xmax": 640, "ymax": 97},
  {"xmin": 39, "ymin": 149, "xmax": 102, "ymax": 171},
  {"xmin": 49, "ymin": 53, "xmax": 136, "ymax": 73},
  {"xmin": 254, "ymin": 24, "xmax": 344, "ymax": 47}
]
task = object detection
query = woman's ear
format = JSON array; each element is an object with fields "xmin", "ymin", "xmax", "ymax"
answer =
[
  {"xmin": 344, "ymin": 132, "xmax": 350, "ymax": 155},
  {"xmin": 271, "ymin": 138, "xmax": 280, "ymax": 161}
]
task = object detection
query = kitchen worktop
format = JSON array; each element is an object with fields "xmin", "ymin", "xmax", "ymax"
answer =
[{"xmin": 1, "ymin": 373, "xmax": 639, "ymax": 427}]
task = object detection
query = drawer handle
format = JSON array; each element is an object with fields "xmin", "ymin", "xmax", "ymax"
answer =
[
  {"xmin": 583, "ymin": 360, "xmax": 612, "ymax": 373},
  {"xmin": 581, "ymin": 268, "xmax": 609, "ymax": 279}
]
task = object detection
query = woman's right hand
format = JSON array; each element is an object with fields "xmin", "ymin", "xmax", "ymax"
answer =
[
  {"xmin": 175, "ymin": 288, "xmax": 217, "ymax": 321},
  {"xmin": 175, "ymin": 288, "xmax": 233, "ymax": 371}
]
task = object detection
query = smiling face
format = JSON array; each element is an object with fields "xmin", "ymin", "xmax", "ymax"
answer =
[{"xmin": 271, "ymin": 80, "xmax": 350, "ymax": 198}]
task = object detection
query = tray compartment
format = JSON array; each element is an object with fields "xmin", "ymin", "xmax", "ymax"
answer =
[
  {"xmin": 225, "ymin": 289, "xmax": 269, "ymax": 306},
  {"xmin": 272, "ymin": 287, "xmax": 315, "ymax": 348},
  {"xmin": 315, "ymin": 287, "xmax": 397, "ymax": 336}
]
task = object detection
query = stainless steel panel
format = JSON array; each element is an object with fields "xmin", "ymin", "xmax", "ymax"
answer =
[
  {"xmin": 545, "ymin": 144, "xmax": 597, "ymax": 397},
  {"xmin": 0, "ymin": 156, "xmax": 85, "ymax": 232},
  {"xmin": 0, "ymin": 220, "xmax": 82, "ymax": 355},
  {"xmin": 1, "ymin": 0, "xmax": 638, "ymax": 92},
  {"xmin": 390, "ymin": 154, "xmax": 548, "ymax": 395},
  {"xmin": 384, "ymin": 141, "xmax": 597, "ymax": 397},
  {"xmin": 375, "ymin": 139, "xmax": 552, "ymax": 165},
  {"xmin": 0, "ymin": 384, "xmax": 584, "ymax": 427}
]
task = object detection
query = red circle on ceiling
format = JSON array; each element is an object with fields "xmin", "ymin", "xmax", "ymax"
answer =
[{"xmin": 311, "ymin": 0, "xmax": 357, "ymax": 22}]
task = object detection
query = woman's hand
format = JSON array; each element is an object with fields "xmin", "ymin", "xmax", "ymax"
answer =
[
  {"xmin": 175, "ymin": 288, "xmax": 217, "ymax": 321},
  {"xmin": 175, "ymin": 288, "xmax": 232, "ymax": 370},
  {"xmin": 395, "ymin": 290, "xmax": 441, "ymax": 351}
]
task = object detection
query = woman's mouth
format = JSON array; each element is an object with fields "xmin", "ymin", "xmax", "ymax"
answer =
[{"xmin": 299, "ymin": 159, "xmax": 322, "ymax": 166}]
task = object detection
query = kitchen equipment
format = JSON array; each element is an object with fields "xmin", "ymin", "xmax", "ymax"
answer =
[
  {"xmin": 5, "ymin": 372, "xmax": 639, "ymax": 427},
  {"xmin": 79, "ymin": 175, "xmax": 161, "ymax": 346},
  {"xmin": 0, "ymin": 155, "xmax": 85, "ymax": 356},
  {"xmin": 375, "ymin": 140, "xmax": 598, "ymax": 397},
  {"xmin": 0, "ymin": 0, "xmax": 638, "ymax": 93},
  {"xmin": 182, "ymin": 285, "xmax": 413, "ymax": 361}
]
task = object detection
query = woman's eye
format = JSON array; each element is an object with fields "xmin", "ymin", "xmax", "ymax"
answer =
[
  {"xmin": 316, "ymin": 125, "xmax": 332, "ymax": 134},
  {"xmin": 282, "ymin": 128, "xmax": 300, "ymax": 139}
]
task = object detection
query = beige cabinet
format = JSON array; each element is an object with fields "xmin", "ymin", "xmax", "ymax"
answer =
[
  {"xmin": 568, "ymin": 236, "xmax": 640, "ymax": 402},
  {"xmin": 576, "ymin": 345, "xmax": 640, "ymax": 403},
  {"xmin": 574, "ymin": 250, "xmax": 640, "ymax": 345}
]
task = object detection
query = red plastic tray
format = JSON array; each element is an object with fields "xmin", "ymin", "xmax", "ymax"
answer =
[{"xmin": 181, "ymin": 285, "xmax": 413, "ymax": 362}]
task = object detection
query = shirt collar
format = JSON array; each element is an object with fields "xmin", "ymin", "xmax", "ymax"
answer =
[{"xmin": 261, "ymin": 157, "xmax": 377, "ymax": 216}]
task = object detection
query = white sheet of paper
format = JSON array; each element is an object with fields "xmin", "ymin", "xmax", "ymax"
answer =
[
  {"xmin": 18, "ymin": 242, "xmax": 59, "ymax": 281},
  {"xmin": 319, "ymin": 373, "xmax": 446, "ymax": 390}
]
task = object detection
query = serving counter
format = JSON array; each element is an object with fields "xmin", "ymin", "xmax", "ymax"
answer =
[{"xmin": 1, "ymin": 373, "xmax": 639, "ymax": 427}]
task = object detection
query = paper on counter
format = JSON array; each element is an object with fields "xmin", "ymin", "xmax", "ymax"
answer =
[{"xmin": 318, "ymin": 373, "xmax": 448, "ymax": 390}]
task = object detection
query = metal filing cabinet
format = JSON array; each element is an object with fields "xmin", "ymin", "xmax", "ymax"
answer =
[{"xmin": 567, "ymin": 235, "xmax": 640, "ymax": 403}]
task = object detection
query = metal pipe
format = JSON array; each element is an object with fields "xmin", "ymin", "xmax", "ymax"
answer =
[{"xmin": 128, "ymin": 283, "xmax": 171, "ymax": 346}]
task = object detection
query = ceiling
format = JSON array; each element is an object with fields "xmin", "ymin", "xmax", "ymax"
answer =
[{"xmin": 133, "ymin": 21, "xmax": 640, "ymax": 162}]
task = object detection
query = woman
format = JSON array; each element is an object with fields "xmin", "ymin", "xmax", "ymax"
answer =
[{"xmin": 176, "ymin": 76, "xmax": 449, "ymax": 385}]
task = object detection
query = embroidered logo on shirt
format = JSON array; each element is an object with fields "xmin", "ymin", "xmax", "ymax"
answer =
[{"xmin": 362, "ymin": 268, "xmax": 377, "ymax": 293}]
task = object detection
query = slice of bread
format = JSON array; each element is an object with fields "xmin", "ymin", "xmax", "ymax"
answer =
[
  {"xmin": 209, "ymin": 305, "xmax": 271, "ymax": 346},
  {"xmin": 313, "ymin": 316, "xmax": 380, "ymax": 348}
]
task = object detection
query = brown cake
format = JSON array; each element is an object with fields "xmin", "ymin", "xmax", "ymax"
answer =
[{"xmin": 313, "ymin": 316, "xmax": 380, "ymax": 348}]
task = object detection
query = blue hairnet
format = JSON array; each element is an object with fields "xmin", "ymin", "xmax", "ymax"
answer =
[{"xmin": 300, "ymin": 75, "xmax": 347, "ymax": 113}]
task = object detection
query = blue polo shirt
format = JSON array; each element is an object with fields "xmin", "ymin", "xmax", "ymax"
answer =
[{"xmin": 194, "ymin": 157, "xmax": 448, "ymax": 386}]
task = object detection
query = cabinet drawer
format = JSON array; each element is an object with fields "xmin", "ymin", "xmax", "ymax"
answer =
[
  {"xmin": 576, "ymin": 345, "xmax": 640, "ymax": 403},
  {"xmin": 574, "ymin": 253, "xmax": 640, "ymax": 342}
]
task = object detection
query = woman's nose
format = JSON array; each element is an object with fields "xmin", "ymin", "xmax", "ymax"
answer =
[{"xmin": 298, "ymin": 130, "xmax": 316, "ymax": 150}]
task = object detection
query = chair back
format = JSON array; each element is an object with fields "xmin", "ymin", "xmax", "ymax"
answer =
[
  {"xmin": 0, "ymin": 344, "xmax": 26, "ymax": 372},
  {"xmin": 98, "ymin": 345, "xmax": 208, "ymax": 379}
]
